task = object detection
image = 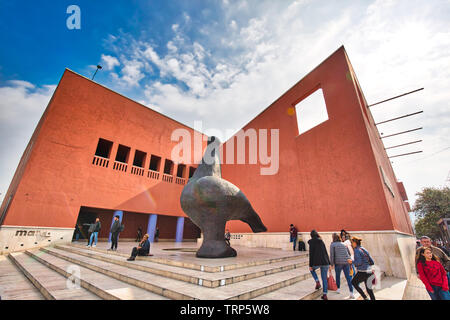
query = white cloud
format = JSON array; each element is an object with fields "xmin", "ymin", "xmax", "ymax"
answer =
[
  {"xmin": 0, "ymin": 81, "xmax": 55, "ymax": 202},
  {"xmin": 100, "ymin": 54, "xmax": 120, "ymax": 70}
]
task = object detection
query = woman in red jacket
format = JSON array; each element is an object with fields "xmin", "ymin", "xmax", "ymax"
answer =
[{"xmin": 416, "ymin": 247, "xmax": 450, "ymax": 300}]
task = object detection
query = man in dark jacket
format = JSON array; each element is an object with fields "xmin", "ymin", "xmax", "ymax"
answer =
[
  {"xmin": 289, "ymin": 224, "xmax": 298, "ymax": 251},
  {"xmin": 109, "ymin": 215, "xmax": 121, "ymax": 251},
  {"xmin": 127, "ymin": 234, "xmax": 151, "ymax": 261}
]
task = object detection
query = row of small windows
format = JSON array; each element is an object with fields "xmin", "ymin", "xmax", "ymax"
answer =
[{"xmin": 93, "ymin": 138, "xmax": 196, "ymax": 181}]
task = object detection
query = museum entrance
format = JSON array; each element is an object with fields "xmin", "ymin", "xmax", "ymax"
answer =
[{"xmin": 73, "ymin": 207, "xmax": 201, "ymax": 242}]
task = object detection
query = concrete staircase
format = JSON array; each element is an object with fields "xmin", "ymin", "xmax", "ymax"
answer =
[{"xmin": 1, "ymin": 243, "xmax": 327, "ymax": 300}]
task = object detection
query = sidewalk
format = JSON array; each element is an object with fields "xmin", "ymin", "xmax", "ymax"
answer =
[{"xmin": 314, "ymin": 272, "xmax": 431, "ymax": 300}]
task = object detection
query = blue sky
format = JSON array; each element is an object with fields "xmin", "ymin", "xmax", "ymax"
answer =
[{"xmin": 0, "ymin": 0, "xmax": 449, "ymax": 223}]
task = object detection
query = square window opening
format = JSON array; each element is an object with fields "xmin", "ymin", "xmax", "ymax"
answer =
[
  {"xmin": 294, "ymin": 88, "xmax": 329, "ymax": 136},
  {"xmin": 163, "ymin": 159, "xmax": 174, "ymax": 175},
  {"xmin": 149, "ymin": 155, "xmax": 161, "ymax": 171},
  {"xmin": 95, "ymin": 138, "xmax": 113, "ymax": 158},
  {"xmin": 176, "ymin": 164, "xmax": 186, "ymax": 178},
  {"xmin": 133, "ymin": 150, "xmax": 147, "ymax": 168},
  {"xmin": 115, "ymin": 144, "xmax": 131, "ymax": 163}
]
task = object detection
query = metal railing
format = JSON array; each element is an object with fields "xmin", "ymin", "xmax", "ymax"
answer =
[{"xmin": 92, "ymin": 155, "xmax": 109, "ymax": 168}]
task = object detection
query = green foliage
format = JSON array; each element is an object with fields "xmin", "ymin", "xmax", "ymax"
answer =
[{"xmin": 413, "ymin": 187, "xmax": 450, "ymax": 240}]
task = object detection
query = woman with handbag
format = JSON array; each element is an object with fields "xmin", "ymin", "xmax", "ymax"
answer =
[
  {"xmin": 308, "ymin": 230, "xmax": 332, "ymax": 300},
  {"xmin": 351, "ymin": 236, "xmax": 376, "ymax": 300},
  {"xmin": 330, "ymin": 233, "xmax": 355, "ymax": 299}
]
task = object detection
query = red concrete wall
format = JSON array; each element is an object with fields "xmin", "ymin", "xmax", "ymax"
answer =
[
  {"xmin": 222, "ymin": 46, "xmax": 413, "ymax": 235},
  {"xmin": 0, "ymin": 47, "xmax": 413, "ymax": 236},
  {"xmin": 1, "ymin": 70, "xmax": 207, "ymax": 229}
]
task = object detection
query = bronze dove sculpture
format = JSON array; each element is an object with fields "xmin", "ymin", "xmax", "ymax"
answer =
[{"xmin": 180, "ymin": 136, "xmax": 267, "ymax": 258}]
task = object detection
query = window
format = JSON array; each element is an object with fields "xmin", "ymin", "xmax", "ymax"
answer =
[
  {"xmin": 149, "ymin": 155, "xmax": 161, "ymax": 171},
  {"xmin": 163, "ymin": 159, "xmax": 174, "ymax": 175},
  {"xmin": 115, "ymin": 144, "xmax": 131, "ymax": 163},
  {"xmin": 133, "ymin": 150, "xmax": 147, "ymax": 168},
  {"xmin": 188, "ymin": 166, "xmax": 196, "ymax": 178},
  {"xmin": 176, "ymin": 164, "xmax": 186, "ymax": 178},
  {"xmin": 94, "ymin": 138, "xmax": 113, "ymax": 158},
  {"xmin": 294, "ymin": 88, "xmax": 329, "ymax": 136}
]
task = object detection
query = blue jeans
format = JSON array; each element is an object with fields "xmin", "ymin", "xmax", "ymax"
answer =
[
  {"xmin": 335, "ymin": 264, "xmax": 353, "ymax": 293},
  {"xmin": 290, "ymin": 236, "xmax": 297, "ymax": 250},
  {"xmin": 89, "ymin": 232, "xmax": 98, "ymax": 246},
  {"xmin": 428, "ymin": 285, "xmax": 450, "ymax": 300},
  {"xmin": 310, "ymin": 265, "xmax": 329, "ymax": 294}
]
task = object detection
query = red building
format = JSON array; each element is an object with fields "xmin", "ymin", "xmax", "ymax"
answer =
[{"xmin": 0, "ymin": 47, "xmax": 416, "ymax": 278}]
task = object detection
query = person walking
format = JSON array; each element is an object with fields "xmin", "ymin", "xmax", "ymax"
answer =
[
  {"xmin": 351, "ymin": 236, "xmax": 376, "ymax": 300},
  {"xmin": 330, "ymin": 233, "xmax": 355, "ymax": 299},
  {"xmin": 109, "ymin": 215, "xmax": 121, "ymax": 251},
  {"xmin": 127, "ymin": 234, "xmax": 151, "ymax": 261},
  {"xmin": 416, "ymin": 247, "xmax": 450, "ymax": 300},
  {"xmin": 87, "ymin": 218, "xmax": 101, "ymax": 247},
  {"xmin": 416, "ymin": 236, "xmax": 450, "ymax": 287},
  {"xmin": 289, "ymin": 224, "xmax": 298, "ymax": 251},
  {"xmin": 308, "ymin": 230, "xmax": 331, "ymax": 300},
  {"xmin": 341, "ymin": 229, "xmax": 355, "ymax": 276}
]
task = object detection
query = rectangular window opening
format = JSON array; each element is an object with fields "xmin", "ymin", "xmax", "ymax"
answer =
[
  {"xmin": 133, "ymin": 150, "xmax": 147, "ymax": 168},
  {"xmin": 294, "ymin": 88, "xmax": 329, "ymax": 136},
  {"xmin": 176, "ymin": 164, "xmax": 186, "ymax": 178},
  {"xmin": 188, "ymin": 166, "xmax": 196, "ymax": 178},
  {"xmin": 163, "ymin": 159, "xmax": 174, "ymax": 175},
  {"xmin": 115, "ymin": 144, "xmax": 131, "ymax": 163},
  {"xmin": 95, "ymin": 138, "xmax": 113, "ymax": 158},
  {"xmin": 149, "ymin": 155, "xmax": 161, "ymax": 171}
]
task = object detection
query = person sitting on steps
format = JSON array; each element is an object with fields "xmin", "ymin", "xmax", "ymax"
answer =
[{"xmin": 127, "ymin": 234, "xmax": 151, "ymax": 261}]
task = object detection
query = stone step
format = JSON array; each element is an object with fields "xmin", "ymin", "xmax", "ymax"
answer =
[
  {"xmin": 251, "ymin": 276, "xmax": 323, "ymax": 300},
  {"xmin": 40, "ymin": 247, "xmax": 314, "ymax": 300},
  {"xmin": 25, "ymin": 249, "xmax": 168, "ymax": 300},
  {"xmin": 55, "ymin": 244, "xmax": 309, "ymax": 288},
  {"xmin": 8, "ymin": 252, "xmax": 100, "ymax": 300},
  {"xmin": 67, "ymin": 243, "xmax": 308, "ymax": 272},
  {"xmin": 0, "ymin": 254, "xmax": 44, "ymax": 300}
]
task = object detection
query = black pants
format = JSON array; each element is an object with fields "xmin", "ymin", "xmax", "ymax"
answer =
[
  {"xmin": 131, "ymin": 247, "xmax": 147, "ymax": 258},
  {"xmin": 351, "ymin": 271, "xmax": 376, "ymax": 300},
  {"xmin": 111, "ymin": 232, "xmax": 119, "ymax": 250}
]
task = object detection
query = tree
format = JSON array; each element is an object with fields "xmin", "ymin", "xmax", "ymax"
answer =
[{"xmin": 413, "ymin": 187, "xmax": 450, "ymax": 240}]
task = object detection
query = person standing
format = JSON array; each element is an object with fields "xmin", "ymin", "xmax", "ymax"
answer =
[
  {"xmin": 88, "ymin": 218, "xmax": 101, "ymax": 247},
  {"xmin": 351, "ymin": 236, "xmax": 376, "ymax": 300},
  {"xmin": 109, "ymin": 215, "xmax": 121, "ymax": 251},
  {"xmin": 416, "ymin": 247, "xmax": 450, "ymax": 300},
  {"xmin": 416, "ymin": 236, "xmax": 450, "ymax": 287},
  {"xmin": 225, "ymin": 229, "xmax": 231, "ymax": 246},
  {"xmin": 127, "ymin": 234, "xmax": 151, "ymax": 261},
  {"xmin": 86, "ymin": 222, "xmax": 95, "ymax": 247},
  {"xmin": 136, "ymin": 227, "xmax": 142, "ymax": 243},
  {"xmin": 289, "ymin": 224, "xmax": 298, "ymax": 251},
  {"xmin": 155, "ymin": 227, "xmax": 160, "ymax": 242},
  {"xmin": 330, "ymin": 233, "xmax": 355, "ymax": 299},
  {"xmin": 308, "ymin": 230, "xmax": 331, "ymax": 300}
]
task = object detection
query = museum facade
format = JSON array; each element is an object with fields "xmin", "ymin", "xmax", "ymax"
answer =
[{"xmin": 0, "ymin": 46, "xmax": 416, "ymax": 279}]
